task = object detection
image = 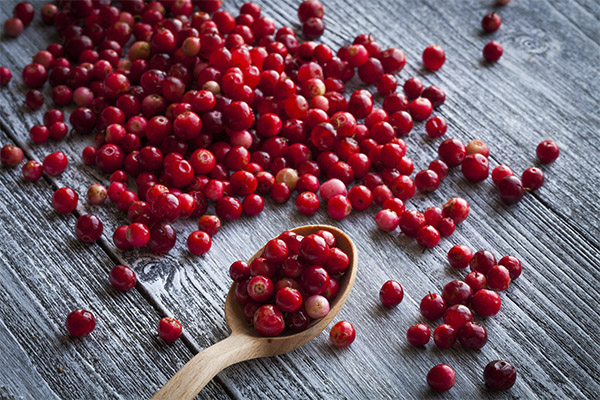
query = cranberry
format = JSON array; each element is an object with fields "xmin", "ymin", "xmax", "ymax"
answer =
[
  {"xmin": 443, "ymin": 304, "xmax": 474, "ymax": 328},
  {"xmin": 499, "ymin": 256, "xmax": 522, "ymax": 280},
  {"xmin": 22, "ymin": 160, "xmax": 43, "ymax": 181},
  {"xmin": 65, "ymin": 310, "xmax": 96, "ymax": 337},
  {"xmin": 497, "ymin": 175, "xmax": 524, "ymax": 205},
  {"xmin": 390, "ymin": 175, "xmax": 415, "ymax": 201},
  {"xmin": 433, "ymin": 324, "xmax": 457, "ymax": 349},
  {"xmin": 300, "ymin": 265, "xmax": 330, "ymax": 295},
  {"xmin": 466, "ymin": 139, "xmax": 490, "ymax": 157},
  {"xmin": 383, "ymin": 198, "xmax": 405, "ymax": 215},
  {"xmin": 109, "ymin": 265, "xmax": 136, "ymax": 292},
  {"xmin": 470, "ymin": 250, "xmax": 497, "ymax": 274},
  {"xmin": 407, "ymin": 324, "xmax": 430, "ymax": 346},
  {"xmin": 242, "ymin": 194, "xmax": 264, "ymax": 216},
  {"xmin": 403, "ymin": 77, "xmax": 423, "ymax": 99},
  {"xmin": 0, "ymin": 67, "xmax": 12, "ymax": 86},
  {"xmin": 482, "ymin": 12, "xmax": 502, "ymax": 32},
  {"xmin": 43, "ymin": 151, "xmax": 68, "ymax": 176},
  {"xmin": 437, "ymin": 218, "xmax": 455, "ymax": 237},
  {"xmin": 483, "ymin": 41, "xmax": 503, "ymax": 62},
  {"xmin": 148, "ymin": 223, "xmax": 176, "ymax": 254},
  {"xmin": 536, "ymin": 140, "xmax": 559, "ymax": 163},
  {"xmin": 484, "ymin": 360, "xmax": 517, "ymax": 390},
  {"xmin": 253, "ymin": 305, "xmax": 285, "ymax": 336},
  {"xmin": 442, "ymin": 280, "xmax": 473, "ymax": 306},
  {"xmin": 319, "ymin": 178, "xmax": 347, "ymax": 203},
  {"xmin": 215, "ymin": 196, "xmax": 242, "ymax": 221},
  {"xmin": 442, "ymin": 197, "xmax": 470, "ymax": 224},
  {"xmin": 22, "ymin": 63, "xmax": 48, "ymax": 88},
  {"xmin": 275, "ymin": 287, "xmax": 303, "ymax": 313},
  {"xmin": 298, "ymin": 0, "xmax": 324, "ymax": 22},
  {"xmin": 399, "ymin": 210, "xmax": 425, "ymax": 237},
  {"xmin": 438, "ymin": 138, "xmax": 466, "ymax": 167},
  {"xmin": 327, "ymin": 195, "xmax": 352, "ymax": 220},
  {"xmin": 75, "ymin": 214, "xmax": 103, "ymax": 243},
  {"xmin": 1, "ymin": 145, "xmax": 24, "ymax": 167},
  {"xmin": 422, "ymin": 45, "xmax": 445, "ymax": 70},
  {"xmin": 420, "ymin": 293, "xmax": 446, "ymax": 320},
  {"xmin": 472, "ymin": 289, "xmax": 502, "ymax": 316},
  {"xmin": 425, "ymin": 116, "xmax": 447, "ymax": 138},
  {"xmin": 408, "ymin": 97, "xmax": 433, "ymax": 121},
  {"xmin": 49, "ymin": 122, "xmax": 68, "ymax": 140},
  {"xmin": 316, "ymin": 230, "xmax": 336, "ymax": 247},
  {"xmin": 416, "ymin": 225, "xmax": 440, "ymax": 248},
  {"xmin": 126, "ymin": 223, "xmax": 150, "ymax": 247},
  {"xmin": 158, "ymin": 317, "xmax": 182, "ymax": 342},
  {"xmin": 304, "ymin": 294, "xmax": 330, "ymax": 319},
  {"xmin": 376, "ymin": 209, "xmax": 400, "ymax": 232},
  {"xmin": 4, "ymin": 17, "xmax": 24, "ymax": 37},
  {"xmin": 458, "ymin": 322, "xmax": 487, "ymax": 350},
  {"xmin": 286, "ymin": 309, "xmax": 310, "ymax": 332},
  {"xmin": 465, "ymin": 272, "xmax": 488, "ymax": 293},
  {"xmin": 379, "ymin": 280, "xmax": 404, "ymax": 308},
  {"xmin": 487, "ymin": 265, "xmax": 511, "ymax": 291},
  {"xmin": 522, "ymin": 167, "xmax": 544, "ymax": 191},
  {"xmin": 448, "ymin": 245, "xmax": 473, "ymax": 269},
  {"xmin": 152, "ymin": 193, "xmax": 181, "ymax": 222},
  {"xmin": 358, "ymin": 57, "xmax": 384, "ymax": 85},
  {"xmin": 296, "ymin": 191, "xmax": 320, "ymax": 215},
  {"xmin": 462, "ymin": 154, "xmax": 489, "ymax": 182},
  {"xmin": 271, "ymin": 182, "xmax": 291, "ymax": 203},
  {"xmin": 329, "ymin": 320, "xmax": 355, "ymax": 348},
  {"xmin": 492, "ymin": 165, "xmax": 514, "ymax": 185},
  {"xmin": 427, "ymin": 364, "xmax": 455, "ymax": 392},
  {"xmin": 415, "ymin": 170, "xmax": 440, "ymax": 192},
  {"xmin": 52, "ymin": 187, "xmax": 78, "ymax": 214},
  {"xmin": 422, "ymin": 86, "xmax": 446, "ymax": 108},
  {"xmin": 26, "ymin": 90, "xmax": 45, "ymax": 109},
  {"xmin": 429, "ymin": 159, "xmax": 449, "ymax": 181}
]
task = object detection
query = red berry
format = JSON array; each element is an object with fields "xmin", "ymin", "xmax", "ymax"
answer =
[
  {"xmin": 499, "ymin": 255, "xmax": 522, "ymax": 280},
  {"xmin": 109, "ymin": 265, "xmax": 136, "ymax": 291},
  {"xmin": 75, "ymin": 214, "xmax": 103, "ymax": 243},
  {"xmin": 4, "ymin": 17, "xmax": 24, "ymax": 37},
  {"xmin": 471, "ymin": 289, "xmax": 502, "ymax": 316},
  {"xmin": 458, "ymin": 322, "xmax": 487, "ymax": 350},
  {"xmin": 470, "ymin": 250, "xmax": 497, "ymax": 274},
  {"xmin": 22, "ymin": 160, "xmax": 43, "ymax": 181},
  {"xmin": 275, "ymin": 287, "xmax": 303, "ymax": 313},
  {"xmin": 408, "ymin": 97, "xmax": 433, "ymax": 121},
  {"xmin": 158, "ymin": 317, "xmax": 182, "ymax": 342},
  {"xmin": 403, "ymin": 77, "xmax": 423, "ymax": 99},
  {"xmin": 448, "ymin": 245, "xmax": 473, "ymax": 269},
  {"xmin": 43, "ymin": 151, "xmax": 68, "ymax": 175},
  {"xmin": 425, "ymin": 116, "xmax": 447, "ymax": 138},
  {"xmin": 442, "ymin": 280, "xmax": 473, "ymax": 306},
  {"xmin": 536, "ymin": 140, "xmax": 559, "ymax": 163},
  {"xmin": 253, "ymin": 304, "xmax": 285, "ymax": 336},
  {"xmin": 462, "ymin": 154, "xmax": 489, "ymax": 182},
  {"xmin": 438, "ymin": 138, "xmax": 466, "ymax": 167},
  {"xmin": 443, "ymin": 304, "xmax": 473, "ymax": 328},
  {"xmin": 491, "ymin": 165, "xmax": 513, "ymax": 185},
  {"xmin": 296, "ymin": 191, "xmax": 320, "ymax": 215},
  {"xmin": 126, "ymin": 223, "xmax": 150, "ymax": 247},
  {"xmin": 465, "ymin": 272, "xmax": 488, "ymax": 293},
  {"xmin": 437, "ymin": 218, "xmax": 456, "ymax": 237},
  {"xmin": 52, "ymin": 187, "xmax": 78, "ymax": 214},
  {"xmin": 427, "ymin": 364, "xmax": 455, "ymax": 392},
  {"xmin": 497, "ymin": 175, "xmax": 524, "ymax": 205},
  {"xmin": 522, "ymin": 167, "xmax": 544, "ymax": 191},
  {"xmin": 65, "ymin": 309, "xmax": 96, "ymax": 337},
  {"xmin": 442, "ymin": 197, "xmax": 470, "ymax": 224},
  {"xmin": 433, "ymin": 324, "xmax": 457, "ymax": 349},
  {"xmin": 187, "ymin": 230, "xmax": 212, "ymax": 255},
  {"xmin": 487, "ymin": 265, "xmax": 511, "ymax": 291},
  {"xmin": 422, "ymin": 45, "xmax": 446, "ymax": 70},
  {"xmin": 379, "ymin": 280, "xmax": 404, "ymax": 308},
  {"xmin": 298, "ymin": 0, "xmax": 324, "ymax": 22},
  {"xmin": 420, "ymin": 293, "xmax": 446, "ymax": 320},
  {"xmin": 484, "ymin": 360, "xmax": 517, "ymax": 390},
  {"xmin": 483, "ymin": 41, "xmax": 503, "ymax": 62},
  {"xmin": 0, "ymin": 67, "xmax": 12, "ymax": 86},
  {"xmin": 482, "ymin": 12, "xmax": 502, "ymax": 32},
  {"xmin": 1, "ymin": 145, "xmax": 24, "ymax": 167},
  {"xmin": 414, "ymin": 170, "xmax": 440, "ymax": 192},
  {"xmin": 329, "ymin": 320, "xmax": 356, "ymax": 348},
  {"xmin": 416, "ymin": 225, "xmax": 440, "ymax": 247},
  {"xmin": 376, "ymin": 209, "xmax": 400, "ymax": 232},
  {"xmin": 466, "ymin": 139, "xmax": 490, "ymax": 157},
  {"xmin": 399, "ymin": 209, "xmax": 425, "ymax": 237},
  {"xmin": 407, "ymin": 324, "xmax": 430, "ymax": 346}
]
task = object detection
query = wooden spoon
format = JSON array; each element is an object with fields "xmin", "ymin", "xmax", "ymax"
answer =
[{"xmin": 152, "ymin": 225, "xmax": 357, "ymax": 400}]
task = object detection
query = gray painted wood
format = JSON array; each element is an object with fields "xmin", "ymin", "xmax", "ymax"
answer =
[{"xmin": 1, "ymin": 0, "xmax": 599, "ymax": 399}]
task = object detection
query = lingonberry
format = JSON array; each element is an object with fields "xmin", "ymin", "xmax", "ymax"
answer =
[
  {"xmin": 536, "ymin": 140, "xmax": 559, "ymax": 163},
  {"xmin": 276, "ymin": 168, "xmax": 300, "ymax": 191},
  {"xmin": 442, "ymin": 280, "xmax": 473, "ymax": 306},
  {"xmin": 491, "ymin": 165, "xmax": 513, "ymax": 185},
  {"xmin": 499, "ymin": 256, "xmax": 522, "ymax": 280},
  {"xmin": 415, "ymin": 170, "xmax": 440, "ymax": 192},
  {"xmin": 316, "ymin": 230, "xmax": 336, "ymax": 247},
  {"xmin": 96, "ymin": 144, "xmax": 124, "ymax": 173},
  {"xmin": 458, "ymin": 322, "xmax": 487, "ymax": 350},
  {"xmin": 0, "ymin": 67, "xmax": 12, "ymax": 86},
  {"xmin": 422, "ymin": 86, "xmax": 446, "ymax": 108},
  {"xmin": 408, "ymin": 97, "xmax": 433, "ymax": 121},
  {"xmin": 147, "ymin": 223, "xmax": 177, "ymax": 254},
  {"xmin": 271, "ymin": 182, "xmax": 292, "ymax": 203},
  {"xmin": 247, "ymin": 275, "xmax": 275, "ymax": 302},
  {"xmin": 82, "ymin": 146, "xmax": 97, "ymax": 165},
  {"xmin": 296, "ymin": 173, "xmax": 320, "ymax": 193},
  {"xmin": 399, "ymin": 210, "xmax": 426, "ymax": 237},
  {"xmin": 43, "ymin": 151, "xmax": 68, "ymax": 175},
  {"xmin": 470, "ymin": 250, "xmax": 497, "ymax": 274},
  {"xmin": 376, "ymin": 209, "xmax": 400, "ymax": 232},
  {"xmin": 416, "ymin": 225, "xmax": 441, "ymax": 247},
  {"xmin": 433, "ymin": 325, "xmax": 457, "ymax": 349},
  {"xmin": 422, "ymin": 45, "xmax": 446, "ymax": 70},
  {"xmin": 22, "ymin": 160, "xmax": 43, "ymax": 181},
  {"xmin": 438, "ymin": 138, "xmax": 466, "ymax": 167},
  {"xmin": 229, "ymin": 261, "xmax": 250, "ymax": 283},
  {"xmin": 262, "ymin": 239, "xmax": 288, "ymax": 263},
  {"xmin": 286, "ymin": 309, "xmax": 311, "ymax": 332},
  {"xmin": 522, "ymin": 167, "xmax": 545, "ymax": 191},
  {"xmin": 318, "ymin": 178, "xmax": 346, "ymax": 203},
  {"xmin": 52, "ymin": 187, "xmax": 78, "ymax": 214},
  {"xmin": 420, "ymin": 293, "xmax": 447, "ymax": 320},
  {"xmin": 158, "ymin": 317, "xmax": 182, "ymax": 342},
  {"xmin": 427, "ymin": 364, "xmax": 456, "ymax": 392},
  {"xmin": 4, "ymin": 17, "xmax": 24, "ymax": 37},
  {"xmin": 429, "ymin": 159, "xmax": 449, "ymax": 181},
  {"xmin": 423, "ymin": 207, "xmax": 442, "ymax": 227},
  {"xmin": 438, "ymin": 218, "xmax": 456, "ymax": 237},
  {"xmin": 483, "ymin": 41, "xmax": 503, "ymax": 62},
  {"xmin": 49, "ymin": 122, "xmax": 69, "ymax": 141},
  {"xmin": 443, "ymin": 304, "xmax": 474, "ymax": 330},
  {"xmin": 327, "ymin": 195, "xmax": 352, "ymax": 220},
  {"xmin": 70, "ymin": 107, "xmax": 97, "ymax": 134},
  {"xmin": 216, "ymin": 196, "xmax": 243, "ymax": 221},
  {"xmin": 299, "ymin": 234, "xmax": 329, "ymax": 265},
  {"xmin": 126, "ymin": 223, "xmax": 150, "ymax": 247},
  {"xmin": 330, "ymin": 321, "xmax": 356, "ymax": 348},
  {"xmin": 379, "ymin": 280, "xmax": 404, "ymax": 308},
  {"xmin": 109, "ymin": 265, "xmax": 136, "ymax": 292},
  {"xmin": 390, "ymin": 175, "xmax": 415, "ymax": 201},
  {"xmin": 487, "ymin": 265, "xmax": 512, "ymax": 291},
  {"xmin": 465, "ymin": 272, "xmax": 488, "ymax": 293},
  {"xmin": 358, "ymin": 57, "xmax": 384, "ymax": 85},
  {"xmin": 425, "ymin": 116, "xmax": 447, "ymax": 138},
  {"xmin": 65, "ymin": 310, "xmax": 96, "ymax": 337},
  {"xmin": 254, "ymin": 305, "xmax": 285, "ymax": 336},
  {"xmin": 462, "ymin": 153, "xmax": 489, "ymax": 182},
  {"xmin": 484, "ymin": 360, "xmax": 517, "ymax": 390},
  {"xmin": 296, "ymin": 191, "xmax": 320, "ymax": 215},
  {"xmin": 407, "ymin": 324, "xmax": 430, "ymax": 346},
  {"xmin": 482, "ymin": 12, "xmax": 502, "ymax": 32},
  {"xmin": 466, "ymin": 139, "xmax": 490, "ymax": 157},
  {"xmin": 301, "ymin": 265, "xmax": 330, "ymax": 295},
  {"xmin": 75, "ymin": 214, "xmax": 103, "ymax": 243},
  {"xmin": 304, "ymin": 295, "xmax": 330, "ymax": 319},
  {"xmin": 382, "ymin": 198, "xmax": 405, "ymax": 216},
  {"xmin": 298, "ymin": 0, "xmax": 324, "ymax": 22},
  {"xmin": 242, "ymin": 194, "xmax": 265, "ymax": 216},
  {"xmin": 442, "ymin": 197, "xmax": 470, "ymax": 224},
  {"xmin": 497, "ymin": 175, "xmax": 524, "ymax": 205},
  {"xmin": 275, "ymin": 287, "xmax": 303, "ymax": 313},
  {"xmin": 29, "ymin": 125, "xmax": 49, "ymax": 144},
  {"xmin": 377, "ymin": 74, "xmax": 397, "ymax": 96},
  {"xmin": 448, "ymin": 245, "xmax": 473, "ymax": 269},
  {"xmin": 26, "ymin": 89, "xmax": 45, "ymax": 109},
  {"xmin": 152, "ymin": 193, "xmax": 181, "ymax": 222},
  {"xmin": 472, "ymin": 289, "xmax": 502, "ymax": 316}
]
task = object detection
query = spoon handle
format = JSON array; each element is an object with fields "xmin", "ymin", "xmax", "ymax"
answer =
[{"xmin": 151, "ymin": 334, "xmax": 257, "ymax": 400}]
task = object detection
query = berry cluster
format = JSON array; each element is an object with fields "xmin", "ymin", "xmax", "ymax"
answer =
[{"xmin": 229, "ymin": 229, "xmax": 350, "ymax": 337}]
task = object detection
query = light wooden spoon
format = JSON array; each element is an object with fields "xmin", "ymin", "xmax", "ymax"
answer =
[{"xmin": 152, "ymin": 224, "xmax": 357, "ymax": 400}]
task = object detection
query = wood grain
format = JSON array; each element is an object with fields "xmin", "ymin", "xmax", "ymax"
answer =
[{"xmin": 1, "ymin": 0, "xmax": 599, "ymax": 399}]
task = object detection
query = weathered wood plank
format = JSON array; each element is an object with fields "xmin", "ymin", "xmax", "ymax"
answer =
[{"xmin": 1, "ymin": 0, "xmax": 599, "ymax": 399}]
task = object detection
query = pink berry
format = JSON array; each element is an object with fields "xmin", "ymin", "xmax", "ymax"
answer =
[
  {"xmin": 376, "ymin": 209, "xmax": 400, "ymax": 232},
  {"xmin": 304, "ymin": 294, "xmax": 330, "ymax": 319}
]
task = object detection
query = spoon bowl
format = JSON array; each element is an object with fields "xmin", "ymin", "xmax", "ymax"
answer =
[{"xmin": 152, "ymin": 225, "xmax": 357, "ymax": 400}]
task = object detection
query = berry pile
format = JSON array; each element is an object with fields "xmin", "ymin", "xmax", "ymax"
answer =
[{"xmin": 229, "ymin": 229, "xmax": 350, "ymax": 337}]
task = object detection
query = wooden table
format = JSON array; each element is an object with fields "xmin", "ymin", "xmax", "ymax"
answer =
[{"xmin": 1, "ymin": 0, "xmax": 599, "ymax": 398}]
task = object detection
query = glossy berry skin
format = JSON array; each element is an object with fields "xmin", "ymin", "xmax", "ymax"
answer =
[
  {"xmin": 65, "ymin": 310, "xmax": 96, "ymax": 337},
  {"xmin": 429, "ymin": 159, "xmax": 449, "ymax": 181},
  {"xmin": 407, "ymin": 324, "xmax": 430, "ymax": 346},
  {"xmin": 442, "ymin": 197, "xmax": 470, "ymax": 224},
  {"xmin": 522, "ymin": 167, "xmax": 544, "ymax": 191},
  {"xmin": 216, "ymin": 197, "xmax": 243, "ymax": 221},
  {"xmin": 442, "ymin": 280, "xmax": 473, "ymax": 306},
  {"xmin": 299, "ymin": 234, "xmax": 330, "ymax": 265},
  {"xmin": 301, "ymin": 266, "xmax": 330, "ymax": 295},
  {"xmin": 458, "ymin": 322, "xmax": 487, "ymax": 350},
  {"xmin": 492, "ymin": 165, "xmax": 514, "ymax": 185},
  {"xmin": 247, "ymin": 275, "xmax": 275, "ymax": 302},
  {"xmin": 483, "ymin": 41, "xmax": 503, "ymax": 62},
  {"xmin": 347, "ymin": 185, "xmax": 373, "ymax": 211},
  {"xmin": 471, "ymin": 289, "xmax": 502, "ymax": 316},
  {"xmin": 536, "ymin": 140, "xmax": 559, "ymax": 163},
  {"xmin": 275, "ymin": 287, "xmax": 303, "ymax": 313},
  {"xmin": 1, "ymin": 144, "xmax": 24, "ymax": 167},
  {"xmin": 416, "ymin": 225, "xmax": 440, "ymax": 248},
  {"xmin": 187, "ymin": 231, "xmax": 212, "ymax": 255},
  {"xmin": 376, "ymin": 209, "xmax": 400, "ymax": 232},
  {"xmin": 22, "ymin": 160, "xmax": 43, "ymax": 181},
  {"xmin": 443, "ymin": 304, "xmax": 474, "ymax": 328},
  {"xmin": 462, "ymin": 154, "xmax": 489, "ymax": 182},
  {"xmin": 420, "ymin": 293, "xmax": 447, "ymax": 320},
  {"xmin": 327, "ymin": 195, "xmax": 352, "ymax": 220},
  {"xmin": 487, "ymin": 265, "xmax": 512, "ymax": 291},
  {"xmin": 158, "ymin": 317, "xmax": 182, "ymax": 342},
  {"xmin": 499, "ymin": 256, "xmax": 522, "ymax": 280},
  {"xmin": 408, "ymin": 98, "xmax": 433, "ymax": 121},
  {"xmin": 0, "ymin": 67, "xmax": 12, "ymax": 86},
  {"xmin": 465, "ymin": 272, "xmax": 488, "ymax": 293},
  {"xmin": 482, "ymin": 12, "xmax": 502, "ymax": 32},
  {"xmin": 437, "ymin": 218, "xmax": 456, "ymax": 237},
  {"xmin": 466, "ymin": 139, "xmax": 490, "ymax": 157},
  {"xmin": 109, "ymin": 265, "xmax": 136, "ymax": 292},
  {"xmin": 253, "ymin": 305, "xmax": 285, "ymax": 336},
  {"xmin": 425, "ymin": 116, "xmax": 447, "ymax": 138},
  {"xmin": 229, "ymin": 261, "xmax": 250, "ymax": 282},
  {"xmin": 470, "ymin": 250, "xmax": 497, "ymax": 275},
  {"xmin": 43, "ymin": 151, "xmax": 68, "ymax": 175},
  {"xmin": 427, "ymin": 364, "xmax": 455, "ymax": 392},
  {"xmin": 448, "ymin": 245, "xmax": 473, "ymax": 269},
  {"xmin": 379, "ymin": 280, "xmax": 404, "ymax": 308},
  {"xmin": 298, "ymin": 0, "xmax": 324, "ymax": 22},
  {"xmin": 126, "ymin": 223, "xmax": 150, "ymax": 247},
  {"xmin": 330, "ymin": 321, "xmax": 356, "ymax": 348},
  {"xmin": 148, "ymin": 223, "xmax": 177, "ymax": 255},
  {"xmin": 498, "ymin": 175, "xmax": 524, "ymax": 205},
  {"xmin": 302, "ymin": 17, "xmax": 325, "ymax": 40},
  {"xmin": 75, "ymin": 214, "xmax": 103, "ymax": 243},
  {"xmin": 415, "ymin": 170, "xmax": 440, "ymax": 192},
  {"xmin": 438, "ymin": 139, "xmax": 466, "ymax": 167},
  {"xmin": 263, "ymin": 239, "xmax": 289, "ymax": 263},
  {"xmin": 52, "ymin": 187, "xmax": 78, "ymax": 214},
  {"xmin": 484, "ymin": 360, "xmax": 517, "ymax": 390},
  {"xmin": 433, "ymin": 324, "xmax": 457, "ymax": 349},
  {"xmin": 305, "ymin": 294, "xmax": 330, "ymax": 319},
  {"xmin": 399, "ymin": 210, "xmax": 425, "ymax": 237},
  {"xmin": 422, "ymin": 45, "xmax": 446, "ymax": 70},
  {"xmin": 296, "ymin": 191, "xmax": 320, "ymax": 215}
]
